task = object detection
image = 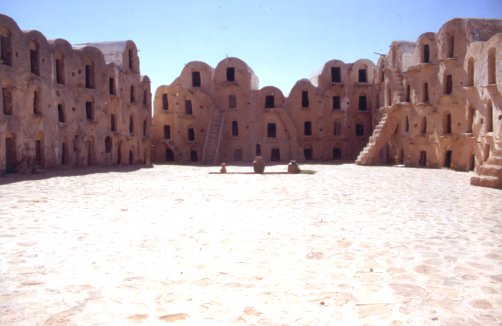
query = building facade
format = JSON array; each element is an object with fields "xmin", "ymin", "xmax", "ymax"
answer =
[
  {"xmin": 0, "ymin": 14, "xmax": 151, "ymax": 173},
  {"xmin": 151, "ymin": 57, "xmax": 376, "ymax": 164}
]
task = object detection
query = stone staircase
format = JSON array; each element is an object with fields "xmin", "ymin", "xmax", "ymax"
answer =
[
  {"xmin": 470, "ymin": 147, "xmax": 502, "ymax": 189},
  {"xmin": 203, "ymin": 109, "xmax": 225, "ymax": 164},
  {"xmin": 165, "ymin": 139, "xmax": 184, "ymax": 161},
  {"xmin": 356, "ymin": 107, "xmax": 400, "ymax": 165}
]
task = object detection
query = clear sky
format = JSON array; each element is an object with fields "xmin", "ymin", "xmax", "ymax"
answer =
[{"xmin": 1, "ymin": 0, "xmax": 501, "ymax": 95}]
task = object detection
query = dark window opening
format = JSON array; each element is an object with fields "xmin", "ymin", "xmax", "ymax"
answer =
[
  {"xmin": 111, "ymin": 114, "xmax": 116, "ymax": 131},
  {"xmin": 271, "ymin": 148, "xmax": 281, "ymax": 162},
  {"xmin": 56, "ymin": 58, "xmax": 65, "ymax": 84},
  {"xmin": 333, "ymin": 148, "xmax": 342, "ymax": 160},
  {"xmin": 185, "ymin": 100, "xmax": 192, "ymax": 115},
  {"xmin": 301, "ymin": 91, "xmax": 309, "ymax": 108},
  {"xmin": 467, "ymin": 58, "xmax": 474, "ymax": 86},
  {"xmin": 304, "ymin": 148, "xmax": 313, "ymax": 160},
  {"xmin": 109, "ymin": 77, "xmax": 115, "ymax": 95},
  {"xmin": 1, "ymin": 35, "xmax": 13, "ymax": 66},
  {"xmin": 129, "ymin": 116, "xmax": 134, "ymax": 134},
  {"xmin": 445, "ymin": 74, "xmax": 452, "ymax": 94},
  {"xmin": 165, "ymin": 148, "xmax": 174, "ymax": 162},
  {"xmin": 333, "ymin": 96, "xmax": 340, "ymax": 110},
  {"xmin": 163, "ymin": 125, "xmax": 171, "ymax": 139},
  {"xmin": 359, "ymin": 95, "xmax": 367, "ymax": 111},
  {"xmin": 444, "ymin": 113, "xmax": 452, "ymax": 134},
  {"xmin": 467, "ymin": 107, "xmax": 474, "ymax": 133},
  {"xmin": 421, "ymin": 116, "xmax": 427, "ymax": 134},
  {"xmin": 470, "ymin": 154, "xmax": 475, "ymax": 171},
  {"xmin": 304, "ymin": 121, "xmax": 312, "ymax": 136},
  {"xmin": 423, "ymin": 44, "xmax": 430, "ymax": 63},
  {"xmin": 234, "ymin": 149, "xmax": 243, "ymax": 161},
  {"xmin": 228, "ymin": 94, "xmax": 237, "ymax": 108},
  {"xmin": 85, "ymin": 101, "xmax": 93, "ymax": 120},
  {"xmin": 358, "ymin": 69, "xmax": 367, "ymax": 82},
  {"xmin": 405, "ymin": 85, "xmax": 411, "ymax": 102},
  {"xmin": 105, "ymin": 136, "xmax": 112, "ymax": 153},
  {"xmin": 30, "ymin": 48, "xmax": 39, "ymax": 76},
  {"xmin": 331, "ymin": 67, "xmax": 341, "ymax": 83},
  {"xmin": 190, "ymin": 150, "xmax": 198, "ymax": 162},
  {"xmin": 162, "ymin": 94, "xmax": 168, "ymax": 110},
  {"xmin": 267, "ymin": 123, "xmax": 276, "ymax": 138},
  {"xmin": 129, "ymin": 150, "xmax": 134, "ymax": 164},
  {"xmin": 405, "ymin": 116, "xmax": 409, "ymax": 132},
  {"xmin": 419, "ymin": 151, "xmax": 427, "ymax": 167},
  {"xmin": 35, "ymin": 140, "xmax": 42, "ymax": 166},
  {"xmin": 487, "ymin": 102, "xmax": 493, "ymax": 133},
  {"xmin": 488, "ymin": 49, "xmax": 496, "ymax": 84},
  {"xmin": 5, "ymin": 137, "xmax": 17, "ymax": 173},
  {"xmin": 255, "ymin": 144, "xmax": 262, "ymax": 155},
  {"xmin": 444, "ymin": 150, "xmax": 452, "ymax": 168},
  {"xmin": 143, "ymin": 90, "xmax": 148, "ymax": 106},
  {"xmin": 187, "ymin": 127, "xmax": 195, "ymax": 141},
  {"xmin": 232, "ymin": 120, "xmax": 239, "ymax": 136},
  {"xmin": 61, "ymin": 143, "xmax": 68, "ymax": 165},
  {"xmin": 355, "ymin": 124, "xmax": 364, "ymax": 137},
  {"xmin": 57, "ymin": 103, "xmax": 65, "ymax": 122},
  {"xmin": 265, "ymin": 95, "xmax": 275, "ymax": 108},
  {"xmin": 130, "ymin": 85, "xmax": 135, "ymax": 103},
  {"xmin": 2, "ymin": 87, "xmax": 13, "ymax": 115},
  {"xmin": 226, "ymin": 67, "xmax": 235, "ymax": 81},
  {"xmin": 192, "ymin": 71, "xmax": 201, "ymax": 87},
  {"xmin": 423, "ymin": 83, "xmax": 429, "ymax": 102},
  {"xmin": 33, "ymin": 90, "xmax": 41, "ymax": 115},
  {"xmin": 85, "ymin": 64, "xmax": 94, "ymax": 89}
]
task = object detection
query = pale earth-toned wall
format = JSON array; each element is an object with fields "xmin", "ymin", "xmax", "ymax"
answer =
[{"xmin": 0, "ymin": 14, "xmax": 151, "ymax": 173}]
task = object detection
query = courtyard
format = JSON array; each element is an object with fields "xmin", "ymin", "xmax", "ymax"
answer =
[{"xmin": 0, "ymin": 164, "xmax": 501, "ymax": 325}]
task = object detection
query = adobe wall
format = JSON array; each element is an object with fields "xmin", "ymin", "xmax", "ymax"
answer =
[
  {"xmin": 151, "ymin": 58, "xmax": 376, "ymax": 164},
  {"xmin": 375, "ymin": 18, "xmax": 502, "ymax": 172},
  {"xmin": 0, "ymin": 14, "xmax": 151, "ymax": 173}
]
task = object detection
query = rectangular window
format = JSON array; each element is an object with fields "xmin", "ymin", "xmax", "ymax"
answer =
[
  {"xmin": 355, "ymin": 123, "xmax": 364, "ymax": 136},
  {"xmin": 267, "ymin": 123, "xmax": 276, "ymax": 138},
  {"xmin": 128, "ymin": 49, "xmax": 133, "ymax": 69},
  {"xmin": 423, "ymin": 44, "xmax": 430, "ymax": 63},
  {"xmin": 57, "ymin": 104, "xmax": 65, "ymax": 122},
  {"xmin": 358, "ymin": 69, "xmax": 367, "ymax": 82},
  {"xmin": 332, "ymin": 96, "xmax": 340, "ymax": 110},
  {"xmin": 304, "ymin": 121, "xmax": 312, "ymax": 136},
  {"xmin": 301, "ymin": 91, "xmax": 309, "ymax": 108},
  {"xmin": 331, "ymin": 67, "xmax": 341, "ymax": 83},
  {"xmin": 109, "ymin": 77, "xmax": 115, "ymax": 95},
  {"xmin": 85, "ymin": 64, "xmax": 94, "ymax": 89},
  {"xmin": 448, "ymin": 36, "xmax": 454, "ymax": 58},
  {"xmin": 129, "ymin": 116, "xmax": 134, "ymax": 134},
  {"xmin": 2, "ymin": 87, "xmax": 13, "ymax": 115},
  {"xmin": 226, "ymin": 67, "xmax": 235, "ymax": 81},
  {"xmin": 143, "ymin": 90, "xmax": 148, "ymax": 106},
  {"xmin": 228, "ymin": 94, "xmax": 237, "ymax": 108},
  {"xmin": 187, "ymin": 127, "xmax": 195, "ymax": 141},
  {"xmin": 358, "ymin": 96, "xmax": 367, "ymax": 111},
  {"xmin": 185, "ymin": 100, "xmax": 192, "ymax": 115},
  {"xmin": 33, "ymin": 90, "xmax": 41, "ymax": 115},
  {"xmin": 1, "ymin": 35, "xmax": 13, "ymax": 66},
  {"xmin": 265, "ymin": 95, "xmax": 275, "ymax": 108},
  {"xmin": 85, "ymin": 101, "xmax": 93, "ymax": 120},
  {"xmin": 55, "ymin": 58, "xmax": 65, "ymax": 84},
  {"xmin": 232, "ymin": 120, "xmax": 239, "ymax": 136},
  {"xmin": 163, "ymin": 125, "xmax": 171, "ymax": 139},
  {"xmin": 30, "ymin": 49, "xmax": 39, "ymax": 75},
  {"xmin": 423, "ymin": 83, "xmax": 429, "ymax": 102},
  {"xmin": 192, "ymin": 71, "xmax": 201, "ymax": 87},
  {"xmin": 445, "ymin": 75, "xmax": 453, "ymax": 94},
  {"xmin": 162, "ymin": 93, "xmax": 168, "ymax": 110},
  {"xmin": 405, "ymin": 85, "xmax": 411, "ymax": 102},
  {"xmin": 111, "ymin": 114, "xmax": 116, "ymax": 131},
  {"xmin": 143, "ymin": 120, "xmax": 147, "ymax": 137},
  {"xmin": 130, "ymin": 85, "xmax": 135, "ymax": 103}
]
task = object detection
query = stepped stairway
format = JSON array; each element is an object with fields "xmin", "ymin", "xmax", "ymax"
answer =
[
  {"xmin": 356, "ymin": 108, "xmax": 400, "ymax": 165},
  {"xmin": 470, "ymin": 146, "xmax": 502, "ymax": 189},
  {"xmin": 165, "ymin": 139, "xmax": 184, "ymax": 161},
  {"xmin": 203, "ymin": 109, "xmax": 225, "ymax": 164}
]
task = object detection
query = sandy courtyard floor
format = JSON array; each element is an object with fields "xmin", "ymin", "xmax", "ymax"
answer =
[{"xmin": 0, "ymin": 164, "xmax": 501, "ymax": 325}]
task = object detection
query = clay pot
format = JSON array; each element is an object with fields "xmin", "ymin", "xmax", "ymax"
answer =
[
  {"xmin": 220, "ymin": 163, "xmax": 227, "ymax": 173},
  {"xmin": 253, "ymin": 156, "xmax": 265, "ymax": 174},
  {"xmin": 287, "ymin": 160, "xmax": 301, "ymax": 174}
]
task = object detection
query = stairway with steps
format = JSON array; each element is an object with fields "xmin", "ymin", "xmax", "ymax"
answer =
[
  {"xmin": 470, "ymin": 147, "xmax": 502, "ymax": 189},
  {"xmin": 165, "ymin": 139, "xmax": 184, "ymax": 161},
  {"xmin": 356, "ymin": 107, "xmax": 400, "ymax": 165},
  {"xmin": 203, "ymin": 109, "xmax": 225, "ymax": 164}
]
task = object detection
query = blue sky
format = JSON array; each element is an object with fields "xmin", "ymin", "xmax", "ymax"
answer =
[{"xmin": 1, "ymin": 0, "xmax": 501, "ymax": 95}]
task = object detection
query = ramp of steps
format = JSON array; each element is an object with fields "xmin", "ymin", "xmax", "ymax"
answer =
[
  {"xmin": 203, "ymin": 109, "xmax": 225, "ymax": 164},
  {"xmin": 471, "ymin": 148, "xmax": 502, "ymax": 189},
  {"xmin": 356, "ymin": 109, "xmax": 399, "ymax": 165},
  {"xmin": 165, "ymin": 139, "xmax": 184, "ymax": 161}
]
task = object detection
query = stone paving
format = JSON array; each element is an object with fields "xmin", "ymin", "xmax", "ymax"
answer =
[{"xmin": 0, "ymin": 164, "xmax": 501, "ymax": 325}]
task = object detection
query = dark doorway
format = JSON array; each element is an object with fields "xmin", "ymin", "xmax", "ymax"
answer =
[
  {"xmin": 5, "ymin": 137, "xmax": 16, "ymax": 173},
  {"xmin": 304, "ymin": 148, "xmax": 313, "ymax": 160},
  {"xmin": 444, "ymin": 150, "xmax": 452, "ymax": 168},
  {"xmin": 166, "ymin": 148, "xmax": 174, "ymax": 162},
  {"xmin": 419, "ymin": 151, "xmax": 427, "ymax": 167},
  {"xmin": 35, "ymin": 140, "xmax": 42, "ymax": 167},
  {"xmin": 271, "ymin": 148, "xmax": 281, "ymax": 162},
  {"xmin": 255, "ymin": 144, "xmax": 262, "ymax": 156},
  {"xmin": 333, "ymin": 148, "xmax": 342, "ymax": 160}
]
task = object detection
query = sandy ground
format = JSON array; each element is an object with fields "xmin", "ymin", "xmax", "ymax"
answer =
[{"xmin": 0, "ymin": 163, "xmax": 501, "ymax": 325}]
